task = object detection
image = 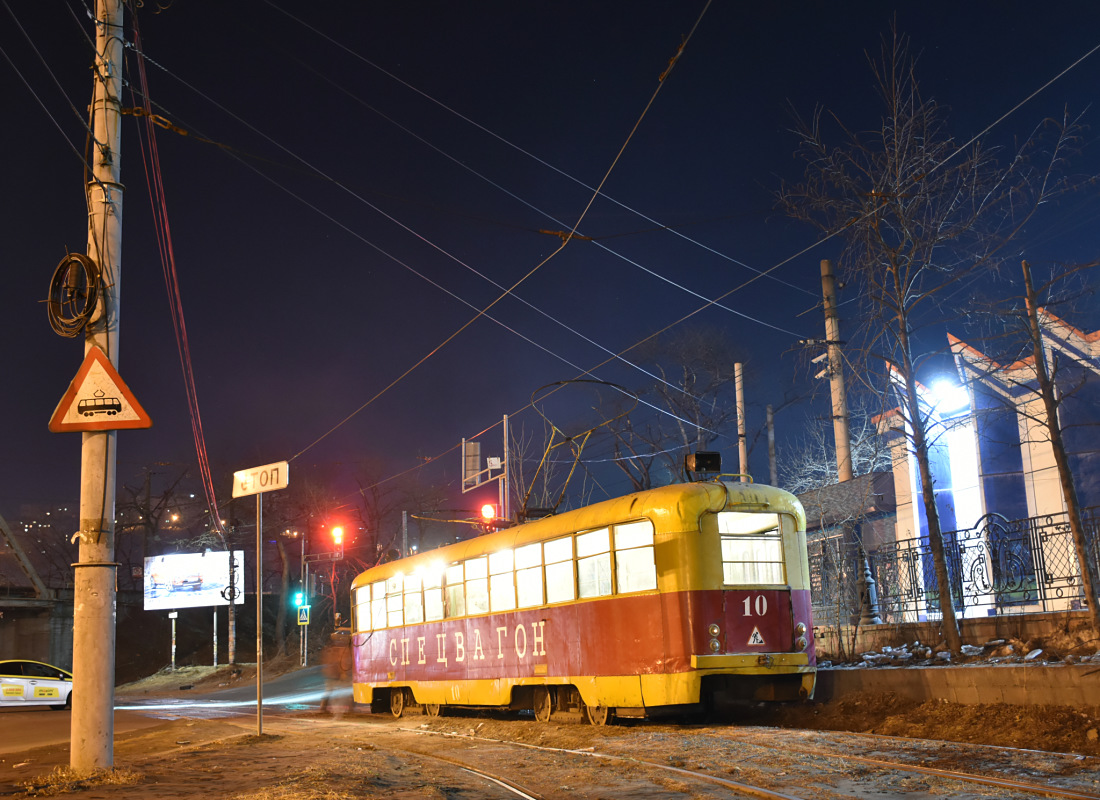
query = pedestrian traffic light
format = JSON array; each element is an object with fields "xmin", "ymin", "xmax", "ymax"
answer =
[
  {"xmin": 332, "ymin": 525, "xmax": 344, "ymax": 558},
  {"xmin": 293, "ymin": 590, "xmax": 304, "ymax": 608}
]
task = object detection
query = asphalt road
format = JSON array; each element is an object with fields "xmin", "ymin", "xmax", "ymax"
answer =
[{"xmin": 0, "ymin": 666, "xmax": 339, "ymax": 754}]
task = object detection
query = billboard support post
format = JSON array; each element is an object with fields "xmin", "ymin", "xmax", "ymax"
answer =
[{"xmin": 168, "ymin": 611, "xmax": 178, "ymax": 671}]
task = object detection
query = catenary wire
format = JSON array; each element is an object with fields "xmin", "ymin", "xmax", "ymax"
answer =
[
  {"xmin": 263, "ymin": 0, "xmax": 817, "ymax": 300},
  {"xmin": 120, "ymin": 4, "xmax": 1100, "ymax": 512},
  {"xmin": 122, "ymin": 42, "xmax": 752, "ymax": 417},
  {"xmin": 124, "ymin": 3, "xmax": 723, "ymax": 461},
  {"xmin": 289, "ymin": 52, "xmax": 808, "ymax": 340},
  {"xmin": 343, "ymin": 36, "xmax": 1100, "ymax": 500}
]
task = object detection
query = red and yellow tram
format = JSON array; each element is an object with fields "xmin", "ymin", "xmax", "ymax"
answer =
[{"xmin": 349, "ymin": 478, "xmax": 815, "ymax": 724}]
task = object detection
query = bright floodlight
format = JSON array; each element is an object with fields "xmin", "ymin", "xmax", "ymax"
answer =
[{"xmin": 931, "ymin": 380, "xmax": 969, "ymax": 413}]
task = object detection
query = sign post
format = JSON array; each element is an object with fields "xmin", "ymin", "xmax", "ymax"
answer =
[
  {"xmin": 232, "ymin": 460, "xmax": 288, "ymax": 735},
  {"xmin": 168, "ymin": 611, "xmax": 178, "ymax": 672}
]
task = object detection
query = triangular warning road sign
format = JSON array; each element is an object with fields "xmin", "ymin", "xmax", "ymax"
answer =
[
  {"xmin": 747, "ymin": 627, "xmax": 766, "ymax": 646},
  {"xmin": 49, "ymin": 346, "xmax": 152, "ymax": 432}
]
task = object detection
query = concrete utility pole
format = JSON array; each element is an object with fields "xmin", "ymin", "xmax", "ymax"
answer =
[
  {"xmin": 71, "ymin": 0, "xmax": 124, "ymax": 771},
  {"xmin": 821, "ymin": 259, "xmax": 853, "ymax": 482},
  {"xmin": 766, "ymin": 405, "xmax": 777, "ymax": 486},
  {"xmin": 821, "ymin": 259, "xmax": 880, "ymax": 625},
  {"xmin": 735, "ymin": 363, "xmax": 748, "ymax": 482}
]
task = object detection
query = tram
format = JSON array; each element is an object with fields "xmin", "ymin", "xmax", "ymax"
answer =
[{"xmin": 349, "ymin": 478, "xmax": 815, "ymax": 724}]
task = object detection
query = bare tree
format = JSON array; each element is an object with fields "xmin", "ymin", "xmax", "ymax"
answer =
[
  {"xmin": 604, "ymin": 326, "xmax": 746, "ymax": 489},
  {"xmin": 116, "ymin": 468, "xmax": 189, "ymax": 558},
  {"xmin": 956, "ymin": 260, "xmax": 1100, "ymax": 633},
  {"xmin": 779, "ymin": 30, "xmax": 1085, "ymax": 652},
  {"xmin": 781, "ymin": 397, "xmax": 893, "ymax": 495},
  {"xmin": 1022, "ymin": 262, "xmax": 1100, "ymax": 633}
]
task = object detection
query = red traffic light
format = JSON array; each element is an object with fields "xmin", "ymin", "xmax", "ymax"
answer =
[
  {"xmin": 332, "ymin": 526, "xmax": 344, "ymax": 545},
  {"xmin": 480, "ymin": 503, "xmax": 497, "ymax": 521}
]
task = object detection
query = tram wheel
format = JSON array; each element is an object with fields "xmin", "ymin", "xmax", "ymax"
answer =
[
  {"xmin": 422, "ymin": 703, "xmax": 441, "ymax": 717},
  {"xmin": 583, "ymin": 702, "xmax": 610, "ymax": 726},
  {"xmin": 389, "ymin": 688, "xmax": 406, "ymax": 718},
  {"xmin": 533, "ymin": 687, "xmax": 552, "ymax": 723}
]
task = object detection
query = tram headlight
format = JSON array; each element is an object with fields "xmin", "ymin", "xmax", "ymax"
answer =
[
  {"xmin": 708, "ymin": 638, "xmax": 722, "ymax": 653},
  {"xmin": 707, "ymin": 623, "xmax": 721, "ymax": 638},
  {"xmin": 795, "ymin": 622, "xmax": 806, "ymax": 637},
  {"xmin": 796, "ymin": 636, "xmax": 808, "ymax": 651}
]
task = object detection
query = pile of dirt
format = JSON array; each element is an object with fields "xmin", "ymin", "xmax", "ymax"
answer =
[{"xmin": 747, "ymin": 690, "xmax": 1100, "ymax": 756}]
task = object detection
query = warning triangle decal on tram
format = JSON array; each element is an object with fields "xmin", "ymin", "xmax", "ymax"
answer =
[{"xmin": 747, "ymin": 627, "xmax": 766, "ymax": 646}]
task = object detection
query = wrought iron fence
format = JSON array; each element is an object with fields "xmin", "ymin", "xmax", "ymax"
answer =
[{"xmin": 808, "ymin": 510, "xmax": 1100, "ymax": 626}]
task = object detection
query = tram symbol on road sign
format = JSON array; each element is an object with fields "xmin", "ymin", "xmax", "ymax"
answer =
[
  {"xmin": 747, "ymin": 627, "xmax": 765, "ymax": 646},
  {"xmin": 49, "ymin": 346, "xmax": 152, "ymax": 432},
  {"xmin": 297, "ymin": 606, "xmax": 310, "ymax": 626}
]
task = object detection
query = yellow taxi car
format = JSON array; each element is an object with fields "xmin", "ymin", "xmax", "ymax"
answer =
[{"xmin": 0, "ymin": 660, "xmax": 73, "ymax": 710}]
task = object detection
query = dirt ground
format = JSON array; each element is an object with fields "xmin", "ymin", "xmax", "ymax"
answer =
[
  {"xmin": 106, "ymin": 657, "xmax": 1100, "ymax": 756},
  {"xmin": 3, "ymin": 661, "xmax": 1099, "ymax": 798}
]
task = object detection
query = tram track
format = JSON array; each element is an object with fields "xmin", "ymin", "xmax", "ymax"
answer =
[
  {"xmin": 116, "ymin": 704, "xmax": 1100, "ymax": 799},
  {"xmin": 385, "ymin": 717, "xmax": 1100, "ymax": 800},
  {"xmin": 391, "ymin": 725, "xmax": 809, "ymax": 800},
  {"xmin": 699, "ymin": 725, "xmax": 1100, "ymax": 799}
]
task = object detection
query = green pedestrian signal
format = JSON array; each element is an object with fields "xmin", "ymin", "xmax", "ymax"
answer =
[{"xmin": 293, "ymin": 591, "xmax": 304, "ymax": 607}]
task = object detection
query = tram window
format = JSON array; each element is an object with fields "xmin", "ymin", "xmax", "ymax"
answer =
[
  {"xmin": 515, "ymin": 542, "xmax": 544, "ymax": 608},
  {"xmin": 614, "ymin": 520, "xmax": 657, "ymax": 593},
  {"xmin": 386, "ymin": 576, "xmax": 404, "ymax": 625},
  {"xmin": 718, "ymin": 511, "xmax": 786, "ymax": 585},
  {"xmin": 577, "ymin": 528, "xmax": 612, "ymax": 599},
  {"xmin": 355, "ymin": 586, "xmax": 371, "ymax": 632},
  {"xmin": 489, "ymin": 550, "xmax": 516, "ymax": 612},
  {"xmin": 371, "ymin": 580, "xmax": 387, "ymax": 630},
  {"xmin": 444, "ymin": 563, "xmax": 465, "ymax": 618},
  {"xmin": 404, "ymin": 591, "xmax": 424, "ymax": 624},
  {"xmin": 404, "ymin": 574, "xmax": 424, "ymax": 625},
  {"xmin": 544, "ymin": 536, "xmax": 575, "ymax": 603},
  {"xmin": 423, "ymin": 569, "xmax": 444, "ymax": 622},
  {"xmin": 466, "ymin": 557, "xmax": 490, "ymax": 615},
  {"xmin": 387, "ymin": 593, "xmax": 404, "ymax": 627}
]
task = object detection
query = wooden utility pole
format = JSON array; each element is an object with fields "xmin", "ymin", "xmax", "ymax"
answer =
[
  {"xmin": 821, "ymin": 259, "xmax": 853, "ymax": 482},
  {"xmin": 71, "ymin": 0, "xmax": 124, "ymax": 770}
]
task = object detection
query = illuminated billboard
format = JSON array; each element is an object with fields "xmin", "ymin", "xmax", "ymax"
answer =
[{"xmin": 143, "ymin": 551, "xmax": 245, "ymax": 611}]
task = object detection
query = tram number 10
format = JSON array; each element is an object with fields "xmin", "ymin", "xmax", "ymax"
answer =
[{"xmin": 742, "ymin": 594, "xmax": 769, "ymax": 617}]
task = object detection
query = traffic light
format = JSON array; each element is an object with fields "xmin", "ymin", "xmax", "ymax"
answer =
[
  {"xmin": 480, "ymin": 503, "xmax": 498, "ymax": 531},
  {"xmin": 293, "ymin": 590, "xmax": 304, "ymax": 608},
  {"xmin": 332, "ymin": 525, "xmax": 344, "ymax": 558}
]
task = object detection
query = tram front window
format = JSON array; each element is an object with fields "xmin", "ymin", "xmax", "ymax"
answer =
[{"xmin": 717, "ymin": 511, "xmax": 786, "ymax": 585}]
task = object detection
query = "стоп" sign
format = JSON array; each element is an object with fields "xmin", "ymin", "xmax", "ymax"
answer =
[{"xmin": 232, "ymin": 461, "xmax": 289, "ymax": 498}]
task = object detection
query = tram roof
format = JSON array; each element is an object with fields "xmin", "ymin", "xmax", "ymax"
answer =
[{"xmin": 351, "ymin": 480, "xmax": 805, "ymax": 590}]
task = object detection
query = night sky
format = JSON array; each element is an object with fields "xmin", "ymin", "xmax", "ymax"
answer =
[{"xmin": 3, "ymin": 1, "xmax": 1100, "ymax": 516}]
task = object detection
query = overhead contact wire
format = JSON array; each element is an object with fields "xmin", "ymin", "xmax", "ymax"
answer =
[{"xmin": 290, "ymin": 0, "xmax": 713, "ymax": 460}]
